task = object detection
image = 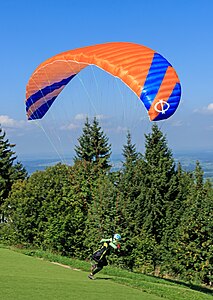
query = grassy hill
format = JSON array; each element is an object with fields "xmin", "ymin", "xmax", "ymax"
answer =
[{"xmin": 0, "ymin": 247, "xmax": 212, "ymax": 300}]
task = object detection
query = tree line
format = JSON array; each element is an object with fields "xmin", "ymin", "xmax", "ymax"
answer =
[{"xmin": 0, "ymin": 118, "xmax": 212, "ymax": 286}]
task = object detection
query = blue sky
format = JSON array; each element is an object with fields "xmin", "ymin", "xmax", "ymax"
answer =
[{"xmin": 0, "ymin": 0, "xmax": 212, "ymax": 159}]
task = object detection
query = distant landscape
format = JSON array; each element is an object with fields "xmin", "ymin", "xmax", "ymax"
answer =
[
  {"xmin": 20, "ymin": 150, "xmax": 213, "ymax": 181},
  {"xmin": 174, "ymin": 151, "xmax": 213, "ymax": 181}
]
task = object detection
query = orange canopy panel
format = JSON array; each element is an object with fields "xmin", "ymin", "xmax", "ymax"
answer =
[{"xmin": 26, "ymin": 42, "xmax": 181, "ymax": 121}]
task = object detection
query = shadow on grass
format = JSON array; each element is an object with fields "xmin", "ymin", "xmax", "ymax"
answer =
[
  {"xmin": 165, "ymin": 278, "xmax": 212, "ymax": 296},
  {"xmin": 143, "ymin": 273, "xmax": 213, "ymax": 296},
  {"xmin": 95, "ymin": 277, "xmax": 111, "ymax": 280}
]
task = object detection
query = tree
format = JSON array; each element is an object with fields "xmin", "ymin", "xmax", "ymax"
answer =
[
  {"xmin": 162, "ymin": 163, "xmax": 192, "ymax": 239},
  {"xmin": 74, "ymin": 117, "xmax": 93, "ymax": 162},
  {"xmin": 74, "ymin": 117, "xmax": 111, "ymax": 171},
  {"xmin": 125, "ymin": 124, "xmax": 180, "ymax": 273},
  {"xmin": 122, "ymin": 131, "xmax": 139, "ymax": 168},
  {"xmin": 168, "ymin": 162, "xmax": 213, "ymax": 285},
  {"xmin": 117, "ymin": 131, "xmax": 143, "ymax": 269},
  {"xmin": 84, "ymin": 174, "xmax": 117, "ymax": 254},
  {"xmin": 3, "ymin": 163, "xmax": 87, "ymax": 257},
  {"xmin": 120, "ymin": 131, "xmax": 141, "ymax": 210},
  {"xmin": 0, "ymin": 126, "xmax": 27, "ymax": 222},
  {"xmin": 138, "ymin": 124, "xmax": 178, "ymax": 243}
]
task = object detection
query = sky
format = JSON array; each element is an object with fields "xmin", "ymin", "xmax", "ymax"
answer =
[{"xmin": 0, "ymin": 0, "xmax": 213, "ymax": 160}]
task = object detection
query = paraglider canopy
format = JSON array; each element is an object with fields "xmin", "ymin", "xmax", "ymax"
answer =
[{"xmin": 25, "ymin": 42, "xmax": 181, "ymax": 121}]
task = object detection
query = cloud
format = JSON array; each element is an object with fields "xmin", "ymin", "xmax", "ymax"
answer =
[
  {"xmin": 0, "ymin": 115, "xmax": 26, "ymax": 129},
  {"xmin": 74, "ymin": 113, "xmax": 88, "ymax": 121},
  {"xmin": 193, "ymin": 102, "xmax": 213, "ymax": 114},
  {"xmin": 74, "ymin": 113, "xmax": 109, "ymax": 121},
  {"xmin": 95, "ymin": 114, "xmax": 109, "ymax": 120},
  {"xmin": 171, "ymin": 120, "xmax": 183, "ymax": 127},
  {"xmin": 115, "ymin": 126, "xmax": 128, "ymax": 133},
  {"xmin": 206, "ymin": 103, "xmax": 213, "ymax": 112},
  {"xmin": 60, "ymin": 123, "xmax": 80, "ymax": 131}
]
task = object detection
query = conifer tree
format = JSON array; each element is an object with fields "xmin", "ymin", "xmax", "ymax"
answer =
[
  {"xmin": 84, "ymin": 174, "xmax": 118, "ymax": 257},
  {"xmin": 74, "ymin": 117, "xmax": 93, "ymax": 162},
  {"xmin": 120, "ymin": 131, "xmax": 142, "ymax": 231},
  {"xmin": 74, "ymin": 117, "xmax": 111, "ymax": 171},
  {"xmin": 136, "ymin": 124, "xmax": 178, "ymax": 244},
  {"xmin": 90, "ymin": 117, "xmax": 111, "ymax": 170},
  {"xmin": 164, "ymin": 163, "xmax": 192, "ymax": 236},
  {"xmin": 161, "ymin": 163, "xmax": 193, "ymax": 270},
  {"xmin": 122, "ymin": 131, "xmax": 139, "ymax": 168},
  {"xmin": 117, "ymin": 131, "xmax": 144, "ymax": 269},
  {"xmin": 121, "ymin": 130, "xmax": 141, "ymax": 201},
  {"xmin": 0, "ymin": 126, "xmax": 27, "ymax": 222},
  {"xmin": 168, "ymin": 162, "xmax": 213, "ymax": 284}
]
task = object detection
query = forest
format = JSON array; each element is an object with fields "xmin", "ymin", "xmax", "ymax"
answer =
[{"xmin": 0, "ymin": 118, "xmax": 212, "ymax": 286}]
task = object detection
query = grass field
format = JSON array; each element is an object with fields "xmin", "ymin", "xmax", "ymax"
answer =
[
  {"xmin": 0, "ymin": 247, "xmax": 212, "ymax": 300},
  {"xmin": 0, "ymin": 248, "xmax": 163, "ymax": 300}
]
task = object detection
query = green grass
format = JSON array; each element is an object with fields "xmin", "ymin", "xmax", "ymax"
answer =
[
  {"xmin": 0, "ymin": 247, "xmax": 163, "ymax": 300},
  {"xmin": 0, "ymin": 246, "xmax": 212, "ymax": 300}
]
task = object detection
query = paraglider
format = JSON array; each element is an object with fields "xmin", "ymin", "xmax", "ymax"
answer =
[
  {"xmin": 88, "ymin": 233, "xmax": 122, "ymax": 280},
  {"xmin": 25, "ymin": 42, "xmax": 181, "ymax": 122}
]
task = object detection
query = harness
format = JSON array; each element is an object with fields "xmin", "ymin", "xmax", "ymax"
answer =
[{"xmin": 92, "ymin": 241, "xmax": 110, "ymax": 263}]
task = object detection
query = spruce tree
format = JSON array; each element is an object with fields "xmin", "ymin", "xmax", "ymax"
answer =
[
  {"xmin": 161, "ymin": 163, "xmax": 194, "ymax": 272},
  {"xmin": 90, "ymin": 117, "xmax": 111, "ymax": 170},
  {"xmin": 122, "ymin": 131, "xmax": 139, "ymax": 168},
  {"xmin": 163, "ymin": 163, "xmax": 192, "ymax": 239},
  {"xmin": 74, "ymin": 117, "xmax": 111, "ymax": 171},
  {"xmin": 74, "ymin": 117, "xmax": 93, "ymax": 162},
  {"xmin": 168, "ymin": 162, "xmax": 213, "ymax": 284},
  {"xmin": 136, "ymin": 124, "xmax": 178, "ymax": 244},
  {"xmin": 0, "ymin": 126, "xmax": 27, "ymax": 222},
  {"xmin": 120, "ymin": 131, "xmax": 141, "ymax": 231},
  {"xmin": 84, "ymin": 174, "xmax": 117, "ymax": 253},
  {"xmin": 118, "ymin": 131, "xmax": 144, "ymax": 269}
]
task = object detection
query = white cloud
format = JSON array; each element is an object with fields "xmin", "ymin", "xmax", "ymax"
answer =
[
  {"xmin": 194, "ymin": 102, "xmax": 213, "ymax": 114},
  {"xmin": 60, "ymin": 123, "xmax": 80, "ymax": 131},
  {"xmin": 60, "ymin": 113, "xmax": 110, "ymax": 132},
  {"xmin": 206, "ymin": 103, "xmax": 213, "ymax": 112},
  {"xmin": 115, "ymin": 126, "xmax": 128, "ymax": 133},
  {"xmin": 0, "ymin": 115, "xmax": 26, "ymax": 129},
  {"xmin": 95, "ymin": 114, "xmax": 109, "ymax": 120},
  {"xmin": 74, "ymin": 113, "xmax": 109, "ymax": 121},
  {"xmin": 171, "ymin": 120, "xmax": 183, "ymax": 127},
  {"xmin": 74, "ymin": 113, "xmax": 88, "ymax": 120}
]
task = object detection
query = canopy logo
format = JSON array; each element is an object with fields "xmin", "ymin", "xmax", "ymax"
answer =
[{"xmin": 154, "ymin": 100, "xmax": 170, "ymax": 114}]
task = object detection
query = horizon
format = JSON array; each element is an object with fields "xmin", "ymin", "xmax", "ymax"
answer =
[
  {"xmin": 18, "ymin": 150, "xmax": 213, "ymax": 180},
  {"xmin": 17, "ymin": 148, "xmax": 213, "ymax": 161}
]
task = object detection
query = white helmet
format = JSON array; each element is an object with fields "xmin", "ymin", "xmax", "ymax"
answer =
[{"xmin": 113, "ymin": 233, "xmax": 121, "ymax": 241}]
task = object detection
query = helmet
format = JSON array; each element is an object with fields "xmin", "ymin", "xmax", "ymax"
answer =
[{"xmin": 113, "ymin": 233, "xmax": 121, "ymax": 241}]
